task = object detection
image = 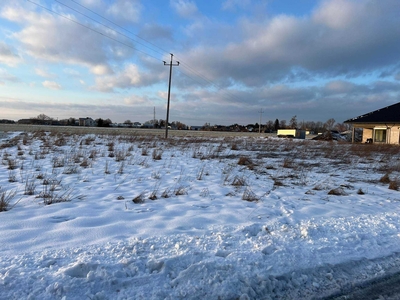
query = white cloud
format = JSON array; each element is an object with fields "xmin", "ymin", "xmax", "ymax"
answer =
[
  {"xmin": 138, "ymin": 24, "xmax": 173, "ymax": 42},
  {"xmin": 0, "ymin": 68, "xmax": 18, "ymax": 82},
  {"xmin": 1, "ymin": 4, "xmax": 27, "ymax": 23},
  {"xmin": 42, "ymin": 80, "xmax": 62, "ymax": 90},
  {"xmin": 324, "ymin": 80, "xmax": 356, "ymax": 93},
  {"xmin": 157, "ymin": 90, "xmax": 168, "ymax": 100},
  {"xmin": 170, "ymin": 0, "xmax": 198, "ymax": 18},
  {"xmin": 2, "ymin": 5, "xmax": 133, "ymax": 74},
  {"xmin": 90, "ymin": 64, "xmax": 113, "ymax": 76},
  {"xmin": 63, "ymin": 68, "xmax": 81, "ymax": 77},
  {"xmin": 177, "ymin": 0, "xmax": 400, "ymax": 87},
  {"xmin": 35, "ymin": 68, "xmax": 56, "ymax": 78},
  {"xmin": 93, "ymin": 64, "xmax": 142, "ymax": 92},
  {"xmin": 107, "ymin": 0, "xmax": 142, "ymax": 23},
  {"xmin": 313, "ymin": 0, "xmax": 359, "ymax": 29},
  {"xmin": 123, "ymin": 95, "xmax": 151, "ymax": 105},
  {"xmin": 222, "ymin": 0, "xmax": 251, "ymax": 11},
  {"xmin": 0, "ymin": 42, "xmax": 21, "ymax": 66}
]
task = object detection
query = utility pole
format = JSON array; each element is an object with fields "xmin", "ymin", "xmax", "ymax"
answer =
[
  {"xmin": 163, "ymin": 53, "xmax": 179, "ymax": 138},
  {"xmin": 258, "ymin": 109, "xmax": 264, "ymax": 133},
  {"xmin": 153, "ymin": 106, "xmax": 156, "ymax": 127}
]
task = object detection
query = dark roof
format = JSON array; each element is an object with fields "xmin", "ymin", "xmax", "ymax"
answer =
[{"xmin": 344, "ymin": 102, "xmax": 400, "ymax": 124}]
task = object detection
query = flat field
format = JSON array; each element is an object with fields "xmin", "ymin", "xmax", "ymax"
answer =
[
  {"xmin": 0, "ymin": 127, "xmax": 400, "ymax": 299},
  {"xmin": 0, "ymin": 124, "xmax": 279, "ymax": 138}
]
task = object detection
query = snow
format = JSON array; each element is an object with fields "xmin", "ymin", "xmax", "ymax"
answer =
[{"xmin": 1, "ymin": 131, "xmax": 400, "ymax": 299}]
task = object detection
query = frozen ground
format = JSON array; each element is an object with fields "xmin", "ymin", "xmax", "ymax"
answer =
[{"xmin": 1, "ymin": 130, "xmax": 400, "ymax": 299}]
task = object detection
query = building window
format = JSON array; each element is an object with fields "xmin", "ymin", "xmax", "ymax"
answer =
[{"xmin": 374, "ymin": 129, "xmax": 387, "ymax": 143}]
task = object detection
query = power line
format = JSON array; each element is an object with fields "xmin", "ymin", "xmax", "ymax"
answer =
[
  {"xmin": 68, "ymin": 0, "xmax": 170, "ymax": 56},
  {"xmin": 29, "ymin": 0, "xmax": 246, "ymax": 109},
  {"xmin": 27, "ymin": 0, "xmax": 162, "ymax": 62},
  {"xmin": 55, "ymin": 0, "xmax": 168, "ymax": 57},
  {"xmin": 57, "ymin": 0, "xmax": 244, "ymax": 102}
]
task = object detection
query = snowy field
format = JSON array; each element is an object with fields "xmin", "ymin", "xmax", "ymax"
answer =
[{"xmin": 1, "ymin": 130, "xmax": 400, "ymax": 299}]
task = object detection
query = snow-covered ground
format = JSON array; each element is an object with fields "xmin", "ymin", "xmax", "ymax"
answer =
[{"xmin": 1, "ymin": 130, "xmax": 400, "ymax": 299}]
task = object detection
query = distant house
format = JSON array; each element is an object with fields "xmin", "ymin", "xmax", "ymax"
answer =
[
  {"xmin": 344, "ymin": 102, "xmax": 400, "ymax": 144},
  {"xmin": 79, "ymin": 117, "xmax": 95, "ymax": 127}
]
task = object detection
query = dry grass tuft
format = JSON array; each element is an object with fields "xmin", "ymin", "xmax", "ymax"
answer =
[
  {"xmin": 379, "ymin": 173, "xmax": 391, "ymax": 184},
  {"xmin": 230, "ymin": 142, "xmax": 239, "ymax": 151},
  {"xmin": 282, "ymin": 157, "xmax": 294, "ymax": 168},
  {"xmin": 327, "ymin": 187, "xmax": 347, "ymax": 196},
  {"xmin": 242, "ymin": 187, "xmax": 259, "ymax": 202},
  {"xmin": 24, "ymin": 178, "xmax": 36, "ymax": 195},
  {"xmin": 8, "ymin": 170, "xmax": 17, "ymax": 183},
  {"xmin": 389, "ymin": 180, "xmax": 399, "ymax": 191},
  {"xmin": 313, "ymin": 184, "xmax": 326, "ymax": 191},
  {"xmin": 132, "ymin": 192, "xmax": 145, "ymax": 204},
  {"xmin": 238, "ymin": 156, "xmax": 252, "ymax": 166},
  {"xmin": 231, "ymin": 175, "xmax": 247, "ymax": 186},
  {"xmin": 39, "ymin": 187, "xmax": 79, "ymax": 205},
  {"xmin": 7, "ymin": 158, "xmax": 17, "ymax": 170},
  {"xmin": 152, "ymin": 149, "xmax": 162, "ymax": 160},
  {"xmin": 161, "ymin": 188, "xmax": 171, "ymax": 198},
  {"xmin": 200, "ymin": 188, "xmax": 209, "ymax": 197},
  {"xmin": 273, "ymin": 178, "xmax": 284, "ymax": 187},
  {"xmin": 0, "ymin": 188, "xmax": 17, "ymax": 212},
  {"xmin": 141, "ymin": 147, "xmax": 149, "ymax": 156},
  {"xmin": 174, "ymin": 185, "xmax": 188, "ymax": 196}
]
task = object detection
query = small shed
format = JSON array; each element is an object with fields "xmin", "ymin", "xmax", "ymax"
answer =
[
  {"xmin": 344, "ymin": 102, "xmax": 400, "ymax": 144},
  {"xmin": 277, "ymin": 129, "xmax": 306, "ymax": 139}
]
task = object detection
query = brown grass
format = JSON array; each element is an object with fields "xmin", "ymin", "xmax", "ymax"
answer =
[
  {"xmin": 379, "ymin": 173, "xmax": 391, "ymax": 184},
  {"xmin": 0, "ymin": 188, "xmax": 17, "ymax": 212},
  {"xmin": 231, "ymin": 175, "xmax": 247, "ymax": 186},
  {"xmin": 132, "ymin": 192, "xmax": 145, "ymax": 204},
  {"xmin": 327, "ymin": 187, "xmax": 347, "ymax": 196},
  {"xmin": 242, "ymin": 187, "xmax": 259, "ymax": 202},
  {"xmin": 238, "ymin": 156, "xmax": 252, "ymax": 166},
  {"xmin": 389, "ymin": 180, "xmax": 399, "ymax": 191}
]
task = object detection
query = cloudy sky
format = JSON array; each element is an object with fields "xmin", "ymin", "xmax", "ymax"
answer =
[{"xmin": 1, "ymin": 0, "xmax": 400, "ymax": 126}]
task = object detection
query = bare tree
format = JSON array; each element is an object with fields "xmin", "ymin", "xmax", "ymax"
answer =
[
  {"xmin": 159, "ymin": 119, "xmax": 166, "ymax": 128},
  {"xmin": 34, "ymin": 114, "xmax": 53, "ymax": 121},
  {"xmin": 324, "ymin": 118, "xmax": 336, "ymax": 131},
  {"xmin": 289, "ymin": 115, "xmax": 298, "ymax": 129},
  {"xmin": 104, "ymin": 119, "xmax": 112, "ymax": 127},
  {"xmin": 265, "ymin": 120, "xmax": 274, "ymax": 132},
  {"xmin": 335, "ymin": 122, "xmax": 351, "ymax": 132}
]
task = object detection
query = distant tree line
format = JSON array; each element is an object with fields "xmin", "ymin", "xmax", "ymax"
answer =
[
  {"xmin": 142, "ymin": 119, "xmax": 188, "ymax": 130},
  {"xmin": 202, "ymin": 116, "xmax": 351, "ymax": 133},
  {"xmin": 11, "ymin": 113, "xmax": 351, "ymax": 133},
  {"xmin": 0, "ymin": 119, "xmax": 15, "ymax": 124}
]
